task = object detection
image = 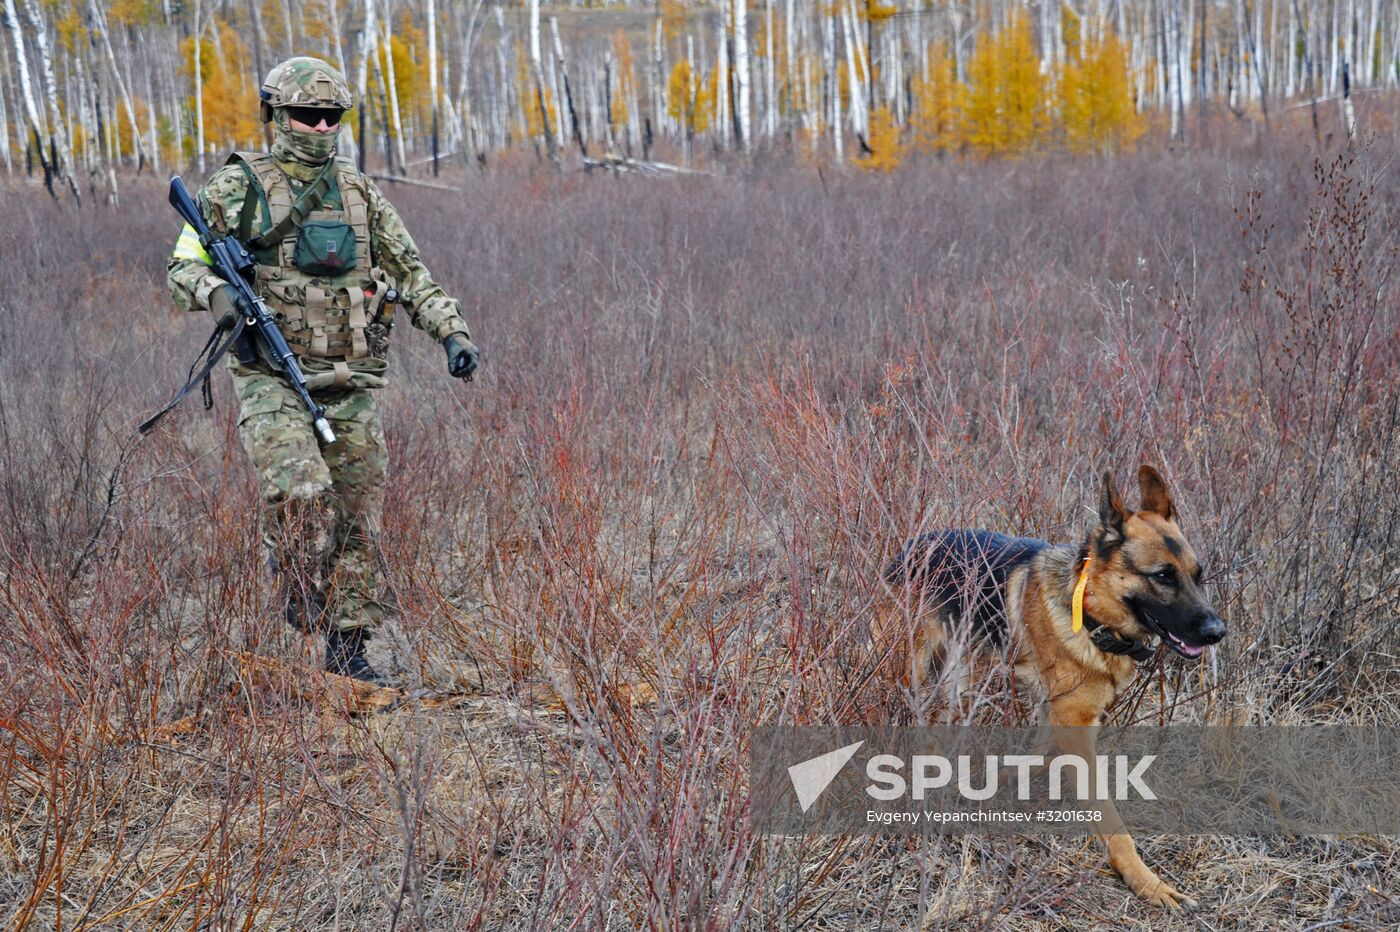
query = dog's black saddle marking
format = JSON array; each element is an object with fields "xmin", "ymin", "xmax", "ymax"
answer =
[{"xmin": 884, "ymin": 530, "xmax": 1049, "ymax": 647}]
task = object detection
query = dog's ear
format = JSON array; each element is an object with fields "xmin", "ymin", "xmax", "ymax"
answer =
[
  {"xmin": 1137, "ymin": 464, "xmax": 1175, "ymax": 520},
  {"xmin": 1098, "ymin": 470, "xmax": 1127, "ymax": 545}
]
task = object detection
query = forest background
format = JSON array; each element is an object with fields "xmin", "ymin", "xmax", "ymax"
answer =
[{"xmin": 3, "ymin": 0, "xmax": 1400, "ymax": 198}]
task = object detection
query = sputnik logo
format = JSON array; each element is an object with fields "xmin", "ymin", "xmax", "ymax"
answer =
[{"xmin": 787, "ymin": 741, "xmax": 865, "ymax": 812}]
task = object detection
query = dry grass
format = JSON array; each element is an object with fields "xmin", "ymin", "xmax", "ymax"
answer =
[{"xmin": 1, "ymin": 132, "xmax": 1398, "ymax": 929}]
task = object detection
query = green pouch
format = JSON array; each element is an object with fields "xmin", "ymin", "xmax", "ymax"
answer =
[{"xmin": 294, "ymin": 219, "xmax": 357, "ymax": 275}]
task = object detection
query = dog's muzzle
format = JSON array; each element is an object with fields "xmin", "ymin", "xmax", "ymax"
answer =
[{"xmin": 1139, "ymin": 609, "xmax": 1225, "ymax": 660}]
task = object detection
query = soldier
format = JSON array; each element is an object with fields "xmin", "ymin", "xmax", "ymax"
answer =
[{"xmin": 167, "ymin": 57, "xmax": 478, "ymax": 684}]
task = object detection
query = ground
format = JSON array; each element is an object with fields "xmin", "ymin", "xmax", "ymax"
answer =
[{"xmin": 1, "ymin": 137, "xmax": 1398, "ymax": 928}]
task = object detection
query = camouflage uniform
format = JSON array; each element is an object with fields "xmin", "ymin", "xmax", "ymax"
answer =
[{"xmin": 167, "ymin": 58, "xmax": 471, "ymax": 636}]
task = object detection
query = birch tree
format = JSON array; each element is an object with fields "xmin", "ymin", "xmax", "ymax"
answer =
[
  {"xmin": 356, "ymin": 0, "xmax": 379, "ymax": 171},
  {"xmin": 381, "ymin": 10, "xmax": 407, "ymax": 173},
  {"xmin": 6, "ymin": 0, "xmax": 1399, "ymax": 178},
  {"xmin": 527, "ymin": 0, "xmax": 558, "ymax": 161},
  {"xmin": 427, "ymin": 0, "xmax": 439, "ymax": 173},
  {"xmin": 5, "ymin": 0, "xmax": 54, "ymax": 193},
  {"xmin": 193, "ymin": 0, "xmax": 205, "ymax": 173},
  {"xmin": 24, "ymin": 0, "xmax": 79, "ymax": 198},
  {"xmin": 731, "ymin": 0, "xmax": 751, "ymax": 150},
  {"xmin": 552, "ymin": 16, "xmax": 586, "ymax": 157},
  {"xmin": 88, "ymin": 0, "xmax": 144, "ymax": 171},
  {"xmin": 0, "ymin": 37, "xmax": 11, "ymax": 173}
]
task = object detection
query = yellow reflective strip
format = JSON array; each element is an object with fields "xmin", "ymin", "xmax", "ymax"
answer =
[{"xmin": 172, "ymin": 223, "xmax": 212, "ymax": 264}]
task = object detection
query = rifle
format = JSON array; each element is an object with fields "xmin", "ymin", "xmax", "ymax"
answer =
[{"xmin": 139, "ymin": 177, "xmax": 336, "ymax": 445}]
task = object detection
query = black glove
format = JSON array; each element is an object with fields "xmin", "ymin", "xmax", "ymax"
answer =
[
  {"xmin": 443, "ymin": 333, "xmax": 480, "ymax": 380},
  {"xmin": 209, "ymin": 284, "xmax": 245, "ymax": 331}
]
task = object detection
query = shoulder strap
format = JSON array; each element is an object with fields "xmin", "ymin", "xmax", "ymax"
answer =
[
  {"xmin": 228, "ymin": 153, "xmax": 273, "ymax": 243},
  {"xmin": 225, "ymin": 151, "xmax": 338, "ymax": 250},
  {"xmin": 334, "ymin": 159, "xmax": 372, "ymax": 272}
]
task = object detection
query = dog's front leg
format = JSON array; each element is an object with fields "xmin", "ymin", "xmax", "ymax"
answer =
[{"xmin": 1051, "ymin": 720, "xmax": 1196, "ymax": 910}]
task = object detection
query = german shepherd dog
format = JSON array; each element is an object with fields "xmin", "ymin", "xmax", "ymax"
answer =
[{"xmin": 877, "ymin": 466, "xmax": 1225, "ymax": 909}]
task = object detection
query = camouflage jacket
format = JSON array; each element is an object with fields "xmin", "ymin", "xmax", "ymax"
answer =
[{"xmin": 167, "ymin": 152, "xmax": 469, "ymax": 387}]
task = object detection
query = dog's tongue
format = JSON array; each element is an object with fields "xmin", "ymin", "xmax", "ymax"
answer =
[{"xmin": 1166, "ymin": 631, "xmax": 1204, "ymax": 658}]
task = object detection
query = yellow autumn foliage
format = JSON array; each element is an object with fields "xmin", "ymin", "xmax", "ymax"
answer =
[
  {"xmin": 57, "ymin": 5, "xmax": 84, "ymax": 55},
  {"xmin": 857, "ymin": 104, "xmax": 904, "ymax": 172},
  {"xmin": 787, "ymin": 51, "xmax": 817, "ymax": 116},
  {"xmin": 298, "ymin": 0, "xmax": 338, "ymax": 51},
  {"xmin": 661, "ymin": 0, "xmax": 688, "ymax": 43},
  {"xmin": 112, "ymin": 97, "xmax": 152, "ymax": 159},
  {"xmin": 610, "ymin": 31, "xmax": 636, "ymax": 129},
  {"xmin": 1057, "ymin": 27, "xmax": 1145, "ymax": 155},
  {"xmin": 700, "ymin": 65, "xmax": 722, "ymax": 133},
  {"xmin": 516, "ymin": 45, "xmax": 558, "ymax": 142},
  {"xmin": 909, "ymin": 41, "xmax": 962, "ymax": 154},
  {"xmin": 258, "ymin": 0, "xmax": 290, "ymax": 55},
  {"xmin": 181, "ymin": 19, "xmax": 261, "ymax": 154},
  {"xmin": 961, "ymin": 12, "xmax": 1048, "ymax": 157},
  {"xmin": 388, "ymin": 11, "xmax": 427, "ymax": 126},
  {"xmin": 668, "ymin": 59, "xmax": 711, "ymax": 134},
  {"xmin": 864, "ymin": 1, "xmax": 899, "ymax": 23},
  {"xmin": 109, "ymin": 0, "xmax": 161, "ymax": 27}
]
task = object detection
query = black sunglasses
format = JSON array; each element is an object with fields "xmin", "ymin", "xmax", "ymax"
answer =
[{"xmin": 286, "ymin": 105, "xmax": 344, "ymax": 127}]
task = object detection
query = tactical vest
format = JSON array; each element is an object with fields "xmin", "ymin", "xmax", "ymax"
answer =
[{"xmin": 229, "ymin": 152, "xmax": 395, "ymax": 371}]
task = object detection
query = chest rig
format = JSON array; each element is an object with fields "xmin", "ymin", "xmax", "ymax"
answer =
[{"xmin": 229, "ymin": 152, "xmax": 394, "ymax": 365}]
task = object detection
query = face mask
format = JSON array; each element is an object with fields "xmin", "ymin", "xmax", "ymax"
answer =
[{"xmin": 272, "ymin": 110, "xmax": 338, "ymax": 164}]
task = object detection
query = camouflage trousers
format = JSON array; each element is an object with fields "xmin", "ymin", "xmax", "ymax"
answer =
[{"xmin": 232, "ymin": 365, "xmax": 387, "ymax": 633}]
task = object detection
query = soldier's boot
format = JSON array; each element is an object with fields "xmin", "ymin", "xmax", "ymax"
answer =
[
  {"xmin": 287, "ymin": 584, "xmax": 329, "ymax": 632},
  {"xmin": 267, "ymin": 496, "xmax": 337, "ymax": 632},
  {"xmin": 324, "ymin": 627, "xmax": 386, "ymax": 686},
  {"xmin": 272, "ymin": 556, "xmax": 330, "ymax": 633}
]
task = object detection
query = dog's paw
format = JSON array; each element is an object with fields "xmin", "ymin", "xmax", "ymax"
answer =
[{"xmin": 1128, "ymin": 871, "xmax": 1196, "ymax": 910}]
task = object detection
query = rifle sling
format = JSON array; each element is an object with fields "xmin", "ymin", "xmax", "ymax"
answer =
[{"xmin": 137, "ymin": 315, "xmax": 248, "ymax": 435}]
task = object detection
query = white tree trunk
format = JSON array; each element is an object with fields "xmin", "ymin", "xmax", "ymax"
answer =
[
  {"xmin": 88, "ymin": 0, "xmax": 144, "ymax": 170},
  {"xmin": 2, "ymin": 0, "xmax": 44, "ymax": 181},
  {"xmin": 526, "ymin": 0, "xmax": 556, "ymax": 159},
  {"xmin": 1328, "ymin": 0, "xmax": 1338, "ymax": 93},
  {"xmin": 840, "ymin": 0, "xmax": 866, "ymax": 138},
  {"xmin": 785, "ymin": 0, "xmax": 797, "ymax": 137},
  {"xmin": 142, "ymin": 36, "xmax": 160, "ymax": 173},
  {"xmin": 24, "ymin": 0, "xmax": 77, "ymax": 191},
  {"xmin": 427, "ymin": 0, "xmax": 439, "ymax": 172},
  {"xmin": 281, "ymin": 0, "xmax": 294, "ymax": 59},
  {"xmin": 328, "ymin": 0, "xmax": 347, "ymax": 78},
  {"xmin": 0, "ymin": 35, "xmax": 11, "ymax": 173},
  {"xmin": 652, "ymin": 17, "xmax": 664, "ymax": 139},
  {"xmin": 1285, "ymin": 1, "xmax": 1297, "ymax": 98},
  {"xmin": 732, "ymin": 0, "xmax": 751, "ymax": 150},
  {"xmin": 1366, "ymin": 0, "xmax": 1382, "ymax": 85},
  {"xmin": 552, "ymin": 16, "xmax": 580, "ymax": 154},
  {"xmin": 824, "ymin": 11, "xmax": 841, "ymax": 160},
  {"xmin": 765, "ymin": 0, "xmax": 776, "ymax": 138},
  {"xmin": 355, "ymin": 0, "xmax": 379, "ymax": 170},
  {"xmin": 716, "ymin": 14, "xmax": 730, "ymax": 146},
  {"xmin": 685, "ymin": 32, "xmax": 696, "ymax": 160},
  {"xmin": 381, "ymin": 15, "xmax": 407, "ymax": 171}
]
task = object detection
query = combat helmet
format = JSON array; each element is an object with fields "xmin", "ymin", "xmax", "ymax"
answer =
[{"xmin": 259, "ymin": 57, "xmax": 354, "ymax": 123}]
